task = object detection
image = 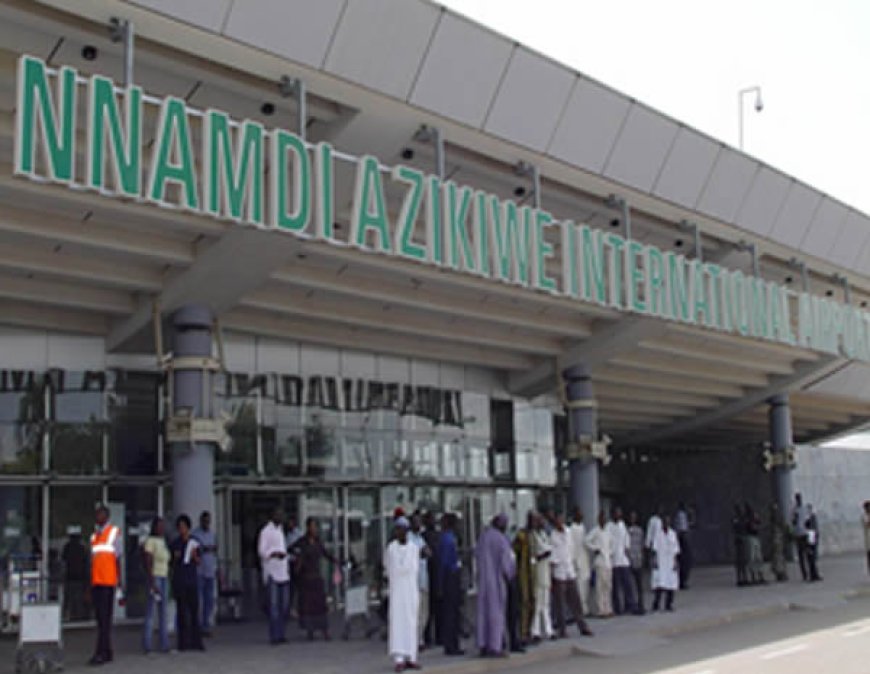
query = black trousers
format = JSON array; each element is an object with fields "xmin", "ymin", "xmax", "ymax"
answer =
[
  {"xmin": 612, "ymin": 566, "xmax": 637, "ymax": 614},
  {"xmin": 64, "ymin": 579, "xmax": 88, "ymax": 621},
  {"xmin": 796, "ymin": 536, "xmax": 810, "ymax": 580},
  {"xmin": 174, "ymin": 582, "xmax": 204, "ymax": 650},
  {"xmin": 505, "ymin": 577, "xmax": 521, "ymax": 650},
  {"xmin": 551, "ymin": 579, "xmax": 588, "ymax": 636},
  {"xmin": 806, "ymin": 544, "xmax": 821, "ymax": 581},
  {"xmin": 630, "ymin": 567, "xmax": 645, "ymax": 610},
  {"xmin": 440, "ymin": 571, "xmax": 462, "ymax": 654},
  {"xmin": 652, "ymin": 589, "xmax": 674, "ymax": 610},
  {"xmin": 734, "ymin": 537, "xmax": 747, "ymax": 585},
  {"xmin": 91, "ymin": 585, "xmax": 114, "ymax": 660},
  {"xmin": 425, "ymin": 578, "xmax": 441, "ymax": 646},
  {"xmin": 677, "ymin": 533, "xmax": 692, "ymax": 588}
]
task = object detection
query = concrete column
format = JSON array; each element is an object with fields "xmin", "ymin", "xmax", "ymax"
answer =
[
  {"xmin": 171, "ymin": 305, "xmax": 215, "ymax": 522},
  {"xmin": 768, "ymin": 393, "xmax": 794, "ymax": 517},
  {"xmin": 563, "ymin": 365, "xmax": 599, "ymax": 522}
]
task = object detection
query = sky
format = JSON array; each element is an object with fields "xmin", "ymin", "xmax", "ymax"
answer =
[
  {"xmin": 439, "ymin": 0, "xmax": 870, "ymax": 216},
  {"xmin": 443, "ymin": 0, "xmax": 870, "ymax": 450}
]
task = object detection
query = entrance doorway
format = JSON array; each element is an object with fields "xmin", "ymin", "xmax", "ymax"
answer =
[{"xmin": 225, "ymin": 488, "xmax": 301, "ymax": 618}]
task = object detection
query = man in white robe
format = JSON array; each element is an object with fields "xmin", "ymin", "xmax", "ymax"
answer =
[
  {"xmin": 584, "ymin": 511, "xmax": 613, "ymax": 617},
  {"xmin": 385, "ymin": 517, "xmax": 421, "ymax": 672},
  {"xmin": 651, "ymin": 515, "xmax": 681, "ymax": 612},
  {"xmin": 529, "ymin": 514, "xmax": 553, "ymax": 641},
  {"xmin": 569, "ymin": 508, "xmax": 591, "ymax": 615}
]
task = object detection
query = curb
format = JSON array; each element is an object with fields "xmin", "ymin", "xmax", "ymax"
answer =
[
  {"xmin": 424, "ymin": 643, "xmax": 573, "ymax": 674},
  {"xmin": 649, "ymin": 601, "xmax": 792, "ymax": 638}
]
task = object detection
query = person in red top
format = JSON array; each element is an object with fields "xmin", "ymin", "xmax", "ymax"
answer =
[{"xmin": 89, "ymin": 504, "xmax": 122, "ymax": 666}]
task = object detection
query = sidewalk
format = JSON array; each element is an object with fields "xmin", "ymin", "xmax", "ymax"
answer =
[{"xmin": 2, "ymin": 553, "xmax": 867, "ymax": 674}]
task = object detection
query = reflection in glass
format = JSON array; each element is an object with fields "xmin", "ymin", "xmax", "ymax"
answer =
[
  {"xmin": 0, "ymin": 486, "xmax": 42, "ymax": 563},
  {"xmin": 0, "ymin": 370, "xmax": 45, "ymax": 474},
  {"xmin": 216, "ymin": 374, "xmax": 259, "ymax": 476},
  {"xmin": 107, "ymin": 486, "xmax": 158, "ymax": 618},
  {"xmin": 108, "ymin": 371, "xmax": 160, "ymax": 476},
  {"xmin": 50, "ymin": 371, "xmax": 106, "ymax": 475}
]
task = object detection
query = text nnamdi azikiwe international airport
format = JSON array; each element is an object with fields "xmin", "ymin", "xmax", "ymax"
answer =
[{"xmin": 13, "ymin": 55, "xmax": 870, "ymax": 364}]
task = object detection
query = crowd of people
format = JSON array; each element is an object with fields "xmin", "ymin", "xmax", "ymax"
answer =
[
  {"xmin": 73, "ymin": 495, "xmax": 870, "ymax": 670},
  {"xmin": 382, "ymin": 506, "xmax": 688, "ymax": 671},
  {"xmin": 731, "ymin": 493, "xmax": 824, "ymax": 587}
]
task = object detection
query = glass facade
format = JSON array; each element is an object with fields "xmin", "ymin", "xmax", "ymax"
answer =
[{"xmin": 0, "ymin": 363, "xmax": 561, "ymax": 628}]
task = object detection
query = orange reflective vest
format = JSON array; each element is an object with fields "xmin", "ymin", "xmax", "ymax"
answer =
[{"xmin": 90, "ymin": 524, "xmax": 120, "ymax": 587}]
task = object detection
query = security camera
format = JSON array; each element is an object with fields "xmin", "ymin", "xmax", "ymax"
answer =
[{"xmin": 754, "ymin": 93, "xmax": 764, "ymax": 112}]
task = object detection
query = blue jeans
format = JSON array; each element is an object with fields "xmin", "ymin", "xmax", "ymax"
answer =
[
  {"xmin": 198, "ymin": 576, "xmax": 216, "ymax": 631},
  {"xmin": 143, "ymin": 577, "xmax": 169, "ymax": 652},
  {"xmin": 267, "ymin": 579, "xmax": 290, "ymax": 643}
]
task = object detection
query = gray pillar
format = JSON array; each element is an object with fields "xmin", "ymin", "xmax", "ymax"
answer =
[
  {"xmin": 768, "ymin": 393, "xmax": 794, "ymax": 516},
  {"xmin": 171, "ymin": 305, "xmax": 216, "ymax": 522},
  {"xmin": 563, "ymin": 365, "xmax": 599, "ymax": 522}
]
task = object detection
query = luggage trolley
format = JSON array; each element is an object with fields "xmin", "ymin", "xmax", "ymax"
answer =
[
  {"xmin": 15, "ymin": 574, "xmax": 63, "ymax": 673},
  {"xmin": 341, "ymin": 561, "xmax": 379, "ymax": 640}
]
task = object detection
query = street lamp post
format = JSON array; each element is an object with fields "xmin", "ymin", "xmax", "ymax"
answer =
[{"xmin": 738, "ymin": 85, "xmax": 764, "ymax": 150}]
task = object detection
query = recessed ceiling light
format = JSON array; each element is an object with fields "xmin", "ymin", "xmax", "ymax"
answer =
[
  {"xmin": 81, "ymin": 45, "xmax": 98, "ymax": 61},
  {"xmin": 260, "ymin": 102, "xmax": 275, "ymax": 116}
]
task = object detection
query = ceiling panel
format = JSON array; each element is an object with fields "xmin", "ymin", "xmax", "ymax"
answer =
[
  {"xmin": 127, "ymin": 0, "xmax": 233, "ymax": 33},
  {"xmin": 652, "ymin": 128, "xmax": 719, "ymax": 207},
  {"xmin": 409, "ymin": 12, "xmax": 513, "ymax": 128},
  {"xmin": 828, "ymin": 211, "xmax": 870, "ymax": 268},
  {"xmin": 223, "ymin": 0, "xmax": 346, "ymax": 69},
  {"xmin": 695, "ymin": 148, "xmax": 758, "ymax": 222},
  {"xmin": 547, "ymin": 77, "xmax": 631, "ymax": 174},
  {"xmin": 767, "ymin": 183, "xmax": 821, "ymax": 246},
  {"xmin": 483, "ymin": 47, "xmax": 575, "ymax": 151},
  {"xmin": 796, "ymin": 197, "xmax": 849, "ymax": 255},
  {"xmin": 809, "ymin": 362, "xmax": 870, "ymax": 401},
  {"xmin": 733, "ymin": 166, "xmax": 791, "ymax": 237},
  {"xmin": 851, "ymin": 233, "xmax": 870, "ymax": 277},
  {"xmin": 323, "ymin": 0, "xmax": 441, "ymax": 100},
  {"xmin": 603, "ymin": 105, "xmax": 679, "ymax": 192}
]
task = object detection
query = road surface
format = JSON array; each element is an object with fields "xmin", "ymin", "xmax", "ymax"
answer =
[{"xmin": 534, "ymin": 595, "xmax": 870, "ymax": 674}]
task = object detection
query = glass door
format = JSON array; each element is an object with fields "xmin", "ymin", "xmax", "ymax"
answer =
[
  {"xmin": 342, "ymin": 487, "xmax": 381, "ymax": 602},
  {"xmin": 229, "ymin": 488, "xmax": 302, "ymax": 617}
]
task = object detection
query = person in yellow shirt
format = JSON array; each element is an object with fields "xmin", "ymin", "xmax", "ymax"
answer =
[{"xmin": 142, "ymin": 517, "xmax": 170, "ymax": 654}]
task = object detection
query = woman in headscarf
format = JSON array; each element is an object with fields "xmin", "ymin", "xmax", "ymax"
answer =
[{"xmin": 289, "ymin": 517, "xmax": 337, "ymax": 640}]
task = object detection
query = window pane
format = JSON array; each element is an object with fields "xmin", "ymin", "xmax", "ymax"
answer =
[
  {"xmin": 0, "ymin": 371, "xmax": 45, "ymax": 474},
  {"xmin": 107, "ymin": 486, "xmax": 158, "ymax": 619},
  {"xmin": 49, "ymin": 485, "xmax": 102, "ymax": 621},
  {"xmin": 0, "ymin": 485, "xmax": 42, "ymax": 562},
  {"xmin": 108, "ymin": 371, "xmax": 159, "ymax": 476}
]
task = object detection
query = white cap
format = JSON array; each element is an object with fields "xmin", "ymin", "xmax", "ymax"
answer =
[{"xmin": 67, "ymin": 525, "xmax": 82, "ymax": 535}]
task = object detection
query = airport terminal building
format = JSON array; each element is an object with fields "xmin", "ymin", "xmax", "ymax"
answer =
[{"xmin": 1, "ymin": 0, "xmax": 870, "ymax": 623}]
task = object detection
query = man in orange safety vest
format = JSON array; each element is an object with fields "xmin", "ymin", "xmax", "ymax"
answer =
[{"xmin": 89, "ymin": 504, "xmax": 123, "ymax": 666}]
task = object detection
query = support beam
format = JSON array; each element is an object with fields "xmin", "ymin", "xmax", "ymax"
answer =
[
  {"xmin": 768, "ymin": 394, "xmax": 795, "ymax": 520},
  {"xmin": 508, "ymin": 316, "xmax": 669, "ymax": 398},
  {"xmin": 0, "ymin": 273, "xmax": 134, "ymax": 314},
  {"xmin": 614, "ymin": 355, "xmax": 845, "ymax": 448},
  {"xmin": 270, "ymin": 266, "xmax": 592, "ymax": 337},
  {"xmin": 221, "ymin": 309, "xmax": 534, "ymax": 371},
  {"xmin": 240, "ymin": 289, "xmax": 562, "ymax": 356},
  {"xmin": 107, "ymin": 227, "xmax": 299, "ymax": 351}
]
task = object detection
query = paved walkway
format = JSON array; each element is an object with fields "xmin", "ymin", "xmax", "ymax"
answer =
[{"xmin": 2, "ymin": 553, "xmax": 868, "ymax": 674}]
